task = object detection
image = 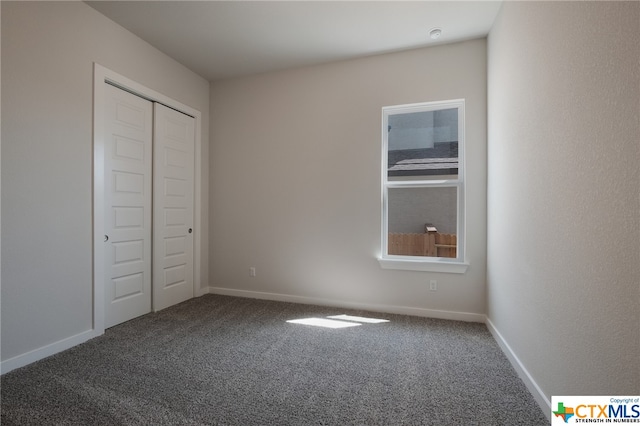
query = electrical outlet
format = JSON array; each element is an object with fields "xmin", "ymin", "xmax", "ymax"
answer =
[
  {"xmin": 429, "ymin": 279, "xmax": 437, "ymax": 291},
  {"xmin": 249, "ymin": 267, "xmax": 256, "ymax": 277}
]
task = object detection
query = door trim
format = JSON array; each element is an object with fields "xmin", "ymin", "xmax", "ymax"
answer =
[{"xmin": 93, "ymin": 63, "xmax": 203, "ymax": 333}]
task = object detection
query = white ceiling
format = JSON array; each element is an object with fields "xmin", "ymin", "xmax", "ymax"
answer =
[{"xmin": 87, "ymin": 1, "xmax": 502, "ymax": 82}]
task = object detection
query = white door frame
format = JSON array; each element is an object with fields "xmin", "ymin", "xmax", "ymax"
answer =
[{"xmin": 93, "ymin": 63, "xmax": 203, "ymax": 334}]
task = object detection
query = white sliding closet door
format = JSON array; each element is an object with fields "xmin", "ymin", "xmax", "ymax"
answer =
[
  {"xmin": 104, "ymin": 84, "xmax": 153, "ymax": 328},
  {"xmin": 153, "ymin": 103, "xmax": 195, "ymax": 311}
]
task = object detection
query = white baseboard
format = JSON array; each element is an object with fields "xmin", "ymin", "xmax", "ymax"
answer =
[
  {"xmin": 196, "ymin": 285, "xmax": 210, "ymax": 297},
  {"xmin": 485, "ymin": 317, "xmax": 550, "ymax": 417},
  {"xmin": 1, "ymin": 329, "xmax": 101, "ymax": 375},
  {"xmin": 207, "ymin": 286, "xmax": 486, "ymax": 323}
]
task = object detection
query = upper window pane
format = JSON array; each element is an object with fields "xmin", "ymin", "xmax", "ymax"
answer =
[{"xmin": 387, "ymin": 108, "xmax": 458, "ymax": 180}]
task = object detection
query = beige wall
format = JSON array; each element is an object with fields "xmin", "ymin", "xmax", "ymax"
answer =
[
  {"xmin": 1, "ymin": 1, "xmax": 209, "ymax": 361},
  {"xmin": 487, "ymin": 1, "xmax": 640, "ymax": 402},
  {"xmin": 209, "ymin": 39, "xmax": 487, "ymax": 316}
]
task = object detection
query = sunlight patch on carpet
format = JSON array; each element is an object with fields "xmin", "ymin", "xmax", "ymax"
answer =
[
  {"xmin": 287, "ymin": 314, "xmax": 390, "ymax": 329},
  {"xmin": 286, "ymin": 318, "xmax": 362, "ymax": 329},
  {"xmin": 327, "ymin": 314, "xmax": 390, "ymax": 324}
]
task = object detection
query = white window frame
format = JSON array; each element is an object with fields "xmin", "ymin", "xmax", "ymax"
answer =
[{"xmin": 378, "ymin": 99, "xmax": 469, "ymax": 273}]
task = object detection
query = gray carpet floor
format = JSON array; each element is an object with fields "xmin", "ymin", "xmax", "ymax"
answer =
[{"xmin": 1, "ymin": 294, "xmax": 549, "ymax": 425}]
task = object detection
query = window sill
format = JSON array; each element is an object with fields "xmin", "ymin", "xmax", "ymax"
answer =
[{"xmin": 378, "ymin": 257, "xmax": 469, "ymax": 274}]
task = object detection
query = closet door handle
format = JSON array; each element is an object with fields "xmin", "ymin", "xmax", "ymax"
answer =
[
  {"xmin": 104, "ymin": 235, "xmax": 109, "ymax": 242},
  {"xmin": 188, "ymin": 228, "xmax": 193, "ymax": 234}
]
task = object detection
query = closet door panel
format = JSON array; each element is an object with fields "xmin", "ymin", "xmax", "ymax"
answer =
[
  {"xmin": 153, "ymin": 103, "xmax": 195, "ymax": 311},
  {"xmin": 104, "ymin": 84, "xmax": 152, "ymax": 328}
]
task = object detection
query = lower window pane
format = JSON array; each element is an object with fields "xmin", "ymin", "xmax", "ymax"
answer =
[{"xmin": 387, "ymin": 187, "xmax": 457, "ymax": 258}]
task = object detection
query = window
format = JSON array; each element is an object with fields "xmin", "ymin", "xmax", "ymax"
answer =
[{"xmin": 378, "ymin": 100, "xmax": 468, "ymax": 273}]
